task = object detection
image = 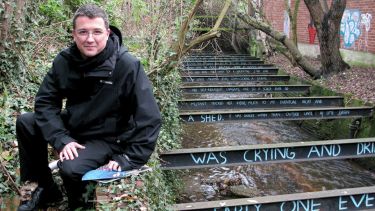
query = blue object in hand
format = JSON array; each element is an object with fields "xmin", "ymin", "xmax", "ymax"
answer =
[
  {"xmin": 82, "ymin": 169, "xmax": 127, "ymax": 181},
  {"xmin": 82, "ymin": 165, "xmax": 151, "ymax": 182}
]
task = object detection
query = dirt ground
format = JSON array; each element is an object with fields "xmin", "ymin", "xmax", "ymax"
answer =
[{"xmin": 266, "ymin": 54, "xmax": 375, "ymax": 104}]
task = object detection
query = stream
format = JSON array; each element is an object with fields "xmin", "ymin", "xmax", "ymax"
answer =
[{"xmin": 177, "ymin": 98, "xmax": 375, "ymax": 203}]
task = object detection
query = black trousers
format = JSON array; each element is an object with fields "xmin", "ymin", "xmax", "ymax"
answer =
[{"xmin": 16, "ymin": 112, "xmax": 121, "ymax": 207}]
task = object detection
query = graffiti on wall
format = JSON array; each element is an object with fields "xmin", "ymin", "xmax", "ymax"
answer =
[
  {"xmin": 340, "ymin": 9, "xmax": 372, "ymax": 51},
  {"xmin": 340, "ymin": 9, "xmax": 361, "ymax": 48},
  {"xmin": 283, "ymin": 0, "xmax": 290, "ymax": 38},
  {"xmin": 308, "ymin": 19, "xmax": 316, "ymax": 44},
  {"xmin": 358, "ymin": 13, "xmax": 372, "ymax": 51},
  {"xmin": 284, "ymin": 10, "xmax": 290, "ymax": 37}
]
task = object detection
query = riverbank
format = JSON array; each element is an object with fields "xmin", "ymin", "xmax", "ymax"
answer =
[{"xmin": 266, "ymin": 54, "xmax": 375, "ymax": 104}]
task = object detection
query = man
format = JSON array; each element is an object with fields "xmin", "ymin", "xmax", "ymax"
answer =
[{"xmin": 17, "ymin": 4, "xmax": 161, "ymax": 210}]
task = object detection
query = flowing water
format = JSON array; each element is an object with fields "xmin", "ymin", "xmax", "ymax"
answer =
[{"xmin": 177, "ymin": 97, "xmax": 375, "ymax": 203}]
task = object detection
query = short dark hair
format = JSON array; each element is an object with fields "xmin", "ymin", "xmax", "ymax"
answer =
[{"xmin": 72, "ymin": 4, "xmax": 109, "ymax": 29}]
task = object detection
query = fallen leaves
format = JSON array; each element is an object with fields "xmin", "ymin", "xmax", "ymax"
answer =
[
  {"xmin": 267, "ymin": 54, "xmax": 375, "ymax": 104},
  {"xmin": 19, "ymin": 182, "xmax": 38, "ymax": 202}
]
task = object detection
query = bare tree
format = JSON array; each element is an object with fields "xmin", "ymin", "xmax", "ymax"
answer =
[
  {"xmin": 238, "ymin": 13, "xmax": 321, "ymax": 78},
  {"xmin": 304, "ymin": 0, "xmax": 350, "ymax": 75},
  {"xmin": 149, "ymin": 0, "xmax": 232, "ymax": 76},
  {"xmin": 285, "ymin": 0, "xmax": 301, "ymax": 46}
]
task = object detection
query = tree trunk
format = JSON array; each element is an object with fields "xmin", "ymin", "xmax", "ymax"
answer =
[
  {"xmin": 285, "ymin": 0, "xmax": 301, "ymax": 65},
  {"xmin": 230, "ymin": 15, "xmax": 241, "ymax": 54},
  {"xmin": 0, "ymin": 2, "xmax": 14, "ymax": 52},
  {"xmin": 304, "ymin": 0, "xmax": 350, "ymax": 75},
  {"xmin": 238, "ymin": 13, "xmax": 321, "ymax": 78},
  {"xmin": 291, "ymin": 0, "xmax": 301, "ymax": 46}
]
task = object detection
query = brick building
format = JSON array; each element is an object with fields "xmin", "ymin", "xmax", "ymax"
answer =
[{"xmin": 262, "ymin": 0, "xmax": 375, "ymax": 66}]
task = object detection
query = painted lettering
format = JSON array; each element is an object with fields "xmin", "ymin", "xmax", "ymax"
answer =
[
  {"xmin": 248, "ymin": 101, "xmax": 258, "ymax": 105},
  {"xmin": 235, "ymin": 114, "xmax": 243, "ymax": 118},
  {"xmin": 302, "ymin": 99, "xmax": 312, "ymax": 104},
  {"xmin": 272, "ymin": 113, "xmax": 282, "ymax": 118},
  {"xmin": 304, "ymin": 112, "xmax": 313, "ymax": 116},
  {"xmin": 190, "ymin": 152, "xmax": 227, "ymax": 165},
  {"xmin": 314, "ymin": 99, "xmax": 323, "ymax": 104},
  {"xmin": 347, "ymin": 194, "xmax": 375, "ymax": 209},
  {"xmin": 338, "ymin": 110, "xmax": 350, "ymax": 116},
  {"xmin": 258, "ymin": 77, "xmax": 267, "ymax": 81},
  {"xmin": 286, "ymin": 112, "xmax": 300, "ymax": 118},
  {"xmin": 237, "ymin": 101, "xmax": 247, "ymax": 106},
  {"xmin": 339, "ymin": 196, "xmax": 348, "ymax": 210},
  {"xmin": 244, "ymin": 114, "xmax": 255, "ymax": 118},
  {"xmin": 212, "ymin": 101, "xmax": 224, "ymax": 106},
  {"xmin": 357, "ymin": 142, "xmax": 375, "ymax": 155},
  {"xmin": 280, "ymin": 199, "xmax": 321, "ymax": 211},
  {"xmin": 257, "ymin": 113, "xmax": 268, "ymax": 118},
  {"xmin": 262, "ymin": 87, "xmax": 272, "ymax": 91},
  {"xmin": 200, "ymin": 114, "xmax": 224, "ymax": 123},
  {"xmin": 214, "ymin": 204, "xmax": 262, "ymax": 211},
  {"xmin": 244, "ymin": 148, "xmax": 295, "ymax": 162},
  {"xmin": 280, "ymin": 100, "xmax": 297, "ymax": 105},
  {"xmin": 188, "ymin": 115, "xmax": 195, "ymax": 122},
  {"xmin": 191, "ymin": 102, "xmax": 207, "ymax": 107},
  {"xmin": 307, "ymin": 145, "xmax": 341, "ymax": 158},
  {"xmin": 228, "ymin": 88, "xmax": 240, "ymax": 92}
]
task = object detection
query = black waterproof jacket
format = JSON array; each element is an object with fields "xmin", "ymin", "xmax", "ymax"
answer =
[{"xmin": 34, "ymin": 27, "xmax": 161, "ymax": 170}]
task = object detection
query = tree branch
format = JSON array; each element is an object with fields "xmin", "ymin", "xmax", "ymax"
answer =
[
  {"xmin": 212, "ymin": 0, "xmax": 232, "ymax": 31},
  {"xmin": 0, "ymin": 159, "xmax": 21, "ymax": 195},
  {"xmin": 304, "ymin": 0, "xmax": 324, "ymax": 27},
  {"xmin": 182, "ymin": 31, "xmax": 220, "ymax": 55},
  {"xmin": 183, "ymin": 0, "xmax": 232, "ymax": 54},
  {"xmin": 320, "ymin": 0, "xmax": 329, "ymax": 13},
  {"xmin": 149, "ymin": 0, "xmax": 233, "ymax": 77},
  {"xmin": 238, "ymin": 13, "xmax": 322, "ymax": 78},
  {"xmin": 175, "ymin": 0, "xmax": 204, "ymax": 55}
]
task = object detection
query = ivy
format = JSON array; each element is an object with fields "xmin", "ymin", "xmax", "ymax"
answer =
[
  {"xmin": 0, "ymin": 1, "xmax": 192, "ymax": 209},
  {"xmin": 39, "ymin": 0, "xmax": 70, "ymax": 22}
]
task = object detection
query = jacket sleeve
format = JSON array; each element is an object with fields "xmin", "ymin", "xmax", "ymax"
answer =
[
  {"xmin": 112, "ymin": 60, "xmax": 162, "ymax": 170},
  {"xmin": 34, "ymin": 61, "xmax": 74, "ymax": 152}
]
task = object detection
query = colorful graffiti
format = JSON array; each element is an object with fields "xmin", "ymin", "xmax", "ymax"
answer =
[
  {"xmin": 340, "ymin": 9, "xmax": 361, "ymax": 48},
  {"xmin": 284, "ymin": 10, "xmax": 290, "ymax": 37},
  {"xmin": 308, "ymin": 19, "xmax": 316, "ymax": 44},
  {"xmin": 283, "ymin": 0, "xmax": 290, "ymax": 38},
  {"xmin": 358, "ymin": 13, "xmax": 372, "ymax": 51},
  {"xmin": 340, "ymin": 9, "xmax": 373, "ymax": 51}
]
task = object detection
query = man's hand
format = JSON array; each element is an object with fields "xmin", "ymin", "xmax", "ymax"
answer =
[
  {"xmin": 59, "ymin": 142, "xmax": 86, "ymax": 161},
  {"xmin": 106, "ymin": 160, "xmax": 121, "ymax": 171}
]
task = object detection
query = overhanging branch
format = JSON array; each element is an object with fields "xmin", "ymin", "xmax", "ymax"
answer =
[{"xmin": 238, "ymin": 13, "xmax": 322, "ymax": 78}]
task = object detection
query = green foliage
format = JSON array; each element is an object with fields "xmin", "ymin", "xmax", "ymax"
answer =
[
  {"xmin": 101, "ymin": 0, "xmax": 124, "ymax": 27},
  {"xmin": 130, "ymin": 0, "xmax": 149, "ymax": 24},
  {"xmin": 248, "ymin": 36, "xmax": 258, "ymax": 57},
  {"xmin": 96, "ymin": 169, "xmax": 177, "ymax": 211},
  {"xmin": 63, "ymin": 0, "xmax": 103, "ymax": 12},
  {"xmin": 0, "ymin": 51, "xmax": 20, "ymax": 91},
  {"xmin": 0, "ymin": 90, "xmax": 23, "ymax": 195},
  {"xmin": 39, "ymin": 0, "xmax": 69, "ymax": 22},
  {"xmin": 1, "ymin": 1, "xmax": 186, "ymax": 209}
]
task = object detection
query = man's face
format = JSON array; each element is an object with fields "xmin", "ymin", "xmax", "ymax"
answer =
[{"xmin": 73, "ymin": 16, "xmax": 110, "ymax": 58}]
